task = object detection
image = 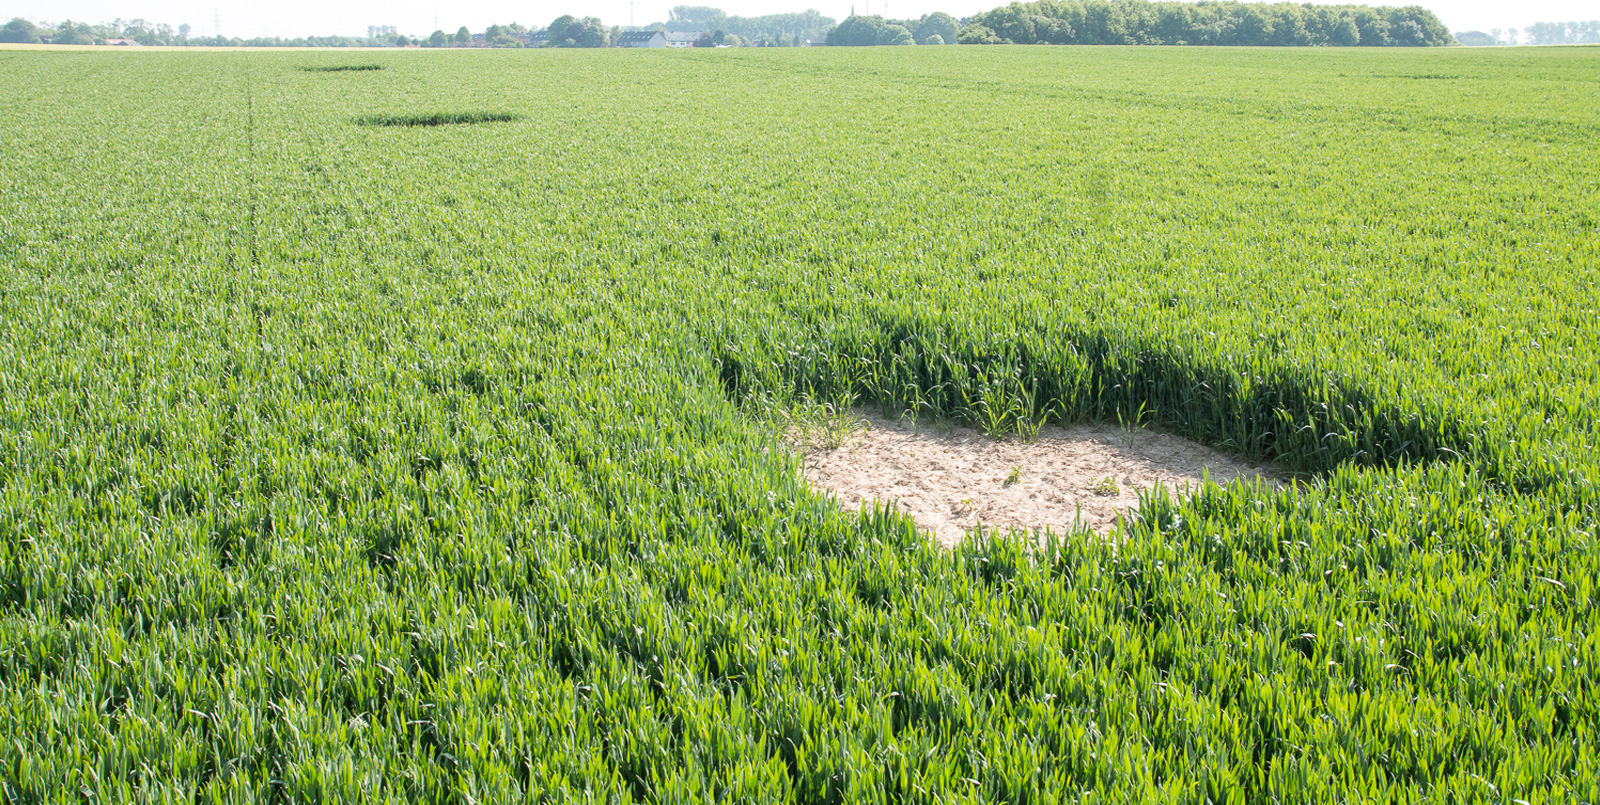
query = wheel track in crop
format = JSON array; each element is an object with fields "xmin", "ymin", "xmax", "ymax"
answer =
[
  {"xmin": 243, "ymin": 65, "xmax": 261, "ymax": 306},
  {"xmin": 720, "ymin": 51, "xmax": 1600, "ymax": 144}
]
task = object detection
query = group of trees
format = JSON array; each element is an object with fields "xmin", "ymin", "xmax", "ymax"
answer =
[
  {"xmin": 1, "ymin": 18, "xmax": 44, "ymax": 43},
  {"xmin": 419, "ymin": 12, "xmax": 815, "ymax": 49},
  {"xmin": 460, "ymin": 22, "xmax": 531, "ymax": 47},
  {"xmin": 825, "ymin": 13, "xmax": 959, "ymax": 45},
  {"xmin": 1451, "ymin": 30, "xmax": 1500, "ymax": 46},
  {"xmin": 656, "ymin": 6, "xmax": 836, "ymax": 46},
  {"xmin": 414, "ymin": 19, "xmax": 612, "ymax": 48},
  {"xmin": 1523, "ymin": 20, "xmax": 1599, "ymax": 44},
  {"xmin": 539, "ymin": 16, "xmax": 611, "ymax": 47},
  {"xmin": 446, "ymin": 6, "xmax": 841, "ymax": 49},
  {"xmin": 958, "ymin": 1, "xmax": 1452, "ymax": 46},
  {"xmin": 1458, "ymin": 21, "xmax": 1600, "ymax": 46},
  {"xmin": 415, "ymin": 7, "xmax": 840, "ymax": 48}
]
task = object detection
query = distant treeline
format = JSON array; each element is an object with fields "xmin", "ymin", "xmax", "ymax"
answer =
[
  {"xmin": 958, "ymin": 1, "xmax": 1453, "ymax": 46},
  {"xmin": 825, "ymin": 14, "xmax": 960, "ymax": 45},
  {"xmin": 0, "ymin": 17, "xmax": 393, "ymax": 46},
  {"xmin": 0, "ymin": 3, "xmax": 1477, "ymax": 49},
  {"xmin": 0, "ymin": 9, "xmax": 840, "ymax": 49},
  {"xmin": 1458, "ymin": 20, "xmax": 1599, "ymax": 46},
  {"xmin": 1524, "ymin": 19, "xmax": 1600, "ymax": 44},
  {"xmin": 654, "ymin": 6, "xmax": 837, "ymax": 45}
]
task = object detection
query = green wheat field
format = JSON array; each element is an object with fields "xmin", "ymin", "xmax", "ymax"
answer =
[{"xmin": 1, "ymin": 44, "xmax": 1597, "ymax": 801}]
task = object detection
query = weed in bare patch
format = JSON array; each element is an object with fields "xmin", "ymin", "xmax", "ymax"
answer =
[{"xmin": 784, "ymin": 392, "xmax": 867, "ymax": 450}]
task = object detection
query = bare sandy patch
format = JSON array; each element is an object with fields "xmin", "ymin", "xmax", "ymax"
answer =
[{"xmin": 798, "ymin": 409, "xmax": 1282, "ymax": 547}]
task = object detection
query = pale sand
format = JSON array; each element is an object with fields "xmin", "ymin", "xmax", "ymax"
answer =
[{"xmin": 799, "ymin": 410, "xmax": 1282, "ymax": 547}]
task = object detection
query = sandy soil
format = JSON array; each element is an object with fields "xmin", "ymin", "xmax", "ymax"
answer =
[{"xmin": 799, "ymin": 410, "xmax": 1281, "ymax": 547}]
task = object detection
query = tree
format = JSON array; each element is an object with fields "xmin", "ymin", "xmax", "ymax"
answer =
[
  {"xmin": 826, "ymin": 15, "xmax": 878, "ymax": 45},
  {"xmin": 1331, "ymin": 15, "xmax": 1360, "ymax": 45},
  {"xmin": 924, "ymin": 33, "xmax": 944, "ymax": 44},
  {"xmin": 1404, "ymin": 6, "xmax": 1454, "ymax": 45},
  {"xmin": 669, "ymin": 5, "xmax": 727, "ymax": 30},
  {"xmin": 546, "ymin": 15, "xmax": 609, "ymax": 47},
  {"xmin": 54, "ymin": 20, "xmax": 90, "ymax": 44},
  {"xmin": 1352, "ymin": 8, "xmax": 1390, "ymax": 46},
  {"xmin": 575, "ymin": 17, "xmax": 609, "ymax": 46},
  {"xmin": 981, "ymin": 5, "xmax": 1038, "ymax": 43},
  {"xmin": 454, "ymin": 26, "xmax": 471, "ymax": 44},
  {"xmin": 1234, "ymin": 7, "xmax": 1273, "ymax": 45},
  {"xmin": 0, "ymin": 17, "xmax": 40, "ymax": 43},
  {"xmin": 914, "ymin": 12, "xmax": 957, "ymax": 44},
  {"xmin": 1525, "ymin": 21, "xmax": 1562, "ymax": 44},
  {"xmin": 395, "ymin": 34, "xmax": 410, "ymax": 46},
  {"xmin": 957, "ymin": 23, "xmax": 1006, "ymax": 44},
  {"xmin": 1453, "ymin": 29, "xmax": 1495, "ymax": 46},
  {"xmin": 543, "ymin": 16, "xmax": 573, "ymax": 45},
  {"xmin": 825, "ymin": 15, "xmax": 911, "ymax": 45},
  {"xmin": 1080, "ymin": 2, "xmax": 1131, "ymax": 44},
  {"xmin": 1269, "ymin": 5, "xmax": 1309, "ymax": 45},
  {"xmin": 1153, "ymin": 4, "xmax": 1193, "ymax": 44},
  {"xmin": 429, "ymin": 29, "xmax": 446, "ymax": 46},
  {"xmin": 1389, "ymin": 19, "xmax": 1426, "ymax": 46},
  {"xmin": 713, "ymin": 9, "xmax": 834, "ymax": 44}
]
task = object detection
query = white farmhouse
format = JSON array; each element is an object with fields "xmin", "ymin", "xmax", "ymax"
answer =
[{"xmin": 617, "ymin": 30, "xmax": 667, "ymax": 47}]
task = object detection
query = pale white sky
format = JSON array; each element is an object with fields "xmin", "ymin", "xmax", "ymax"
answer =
[{"xmin": 2, "ymin": 0, "xmax": 1587, "ymax": 39}]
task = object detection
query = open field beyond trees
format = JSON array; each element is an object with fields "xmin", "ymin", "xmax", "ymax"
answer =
[{"xmin": 1, "ymin": 45, "xmax": 1598, "ymax": 801}]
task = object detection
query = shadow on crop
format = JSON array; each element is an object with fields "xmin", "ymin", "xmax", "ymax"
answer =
[
  {"xmin": 355, "ymin": 112, "xmax": 521, "ymax": 128},
  {"xmin": 300, "ymin": 64, "xmax": 384, "ymax": 72},
  {"xmin": 714, "ymin": 322, "xmax": 1481, "ymax": 479}
]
